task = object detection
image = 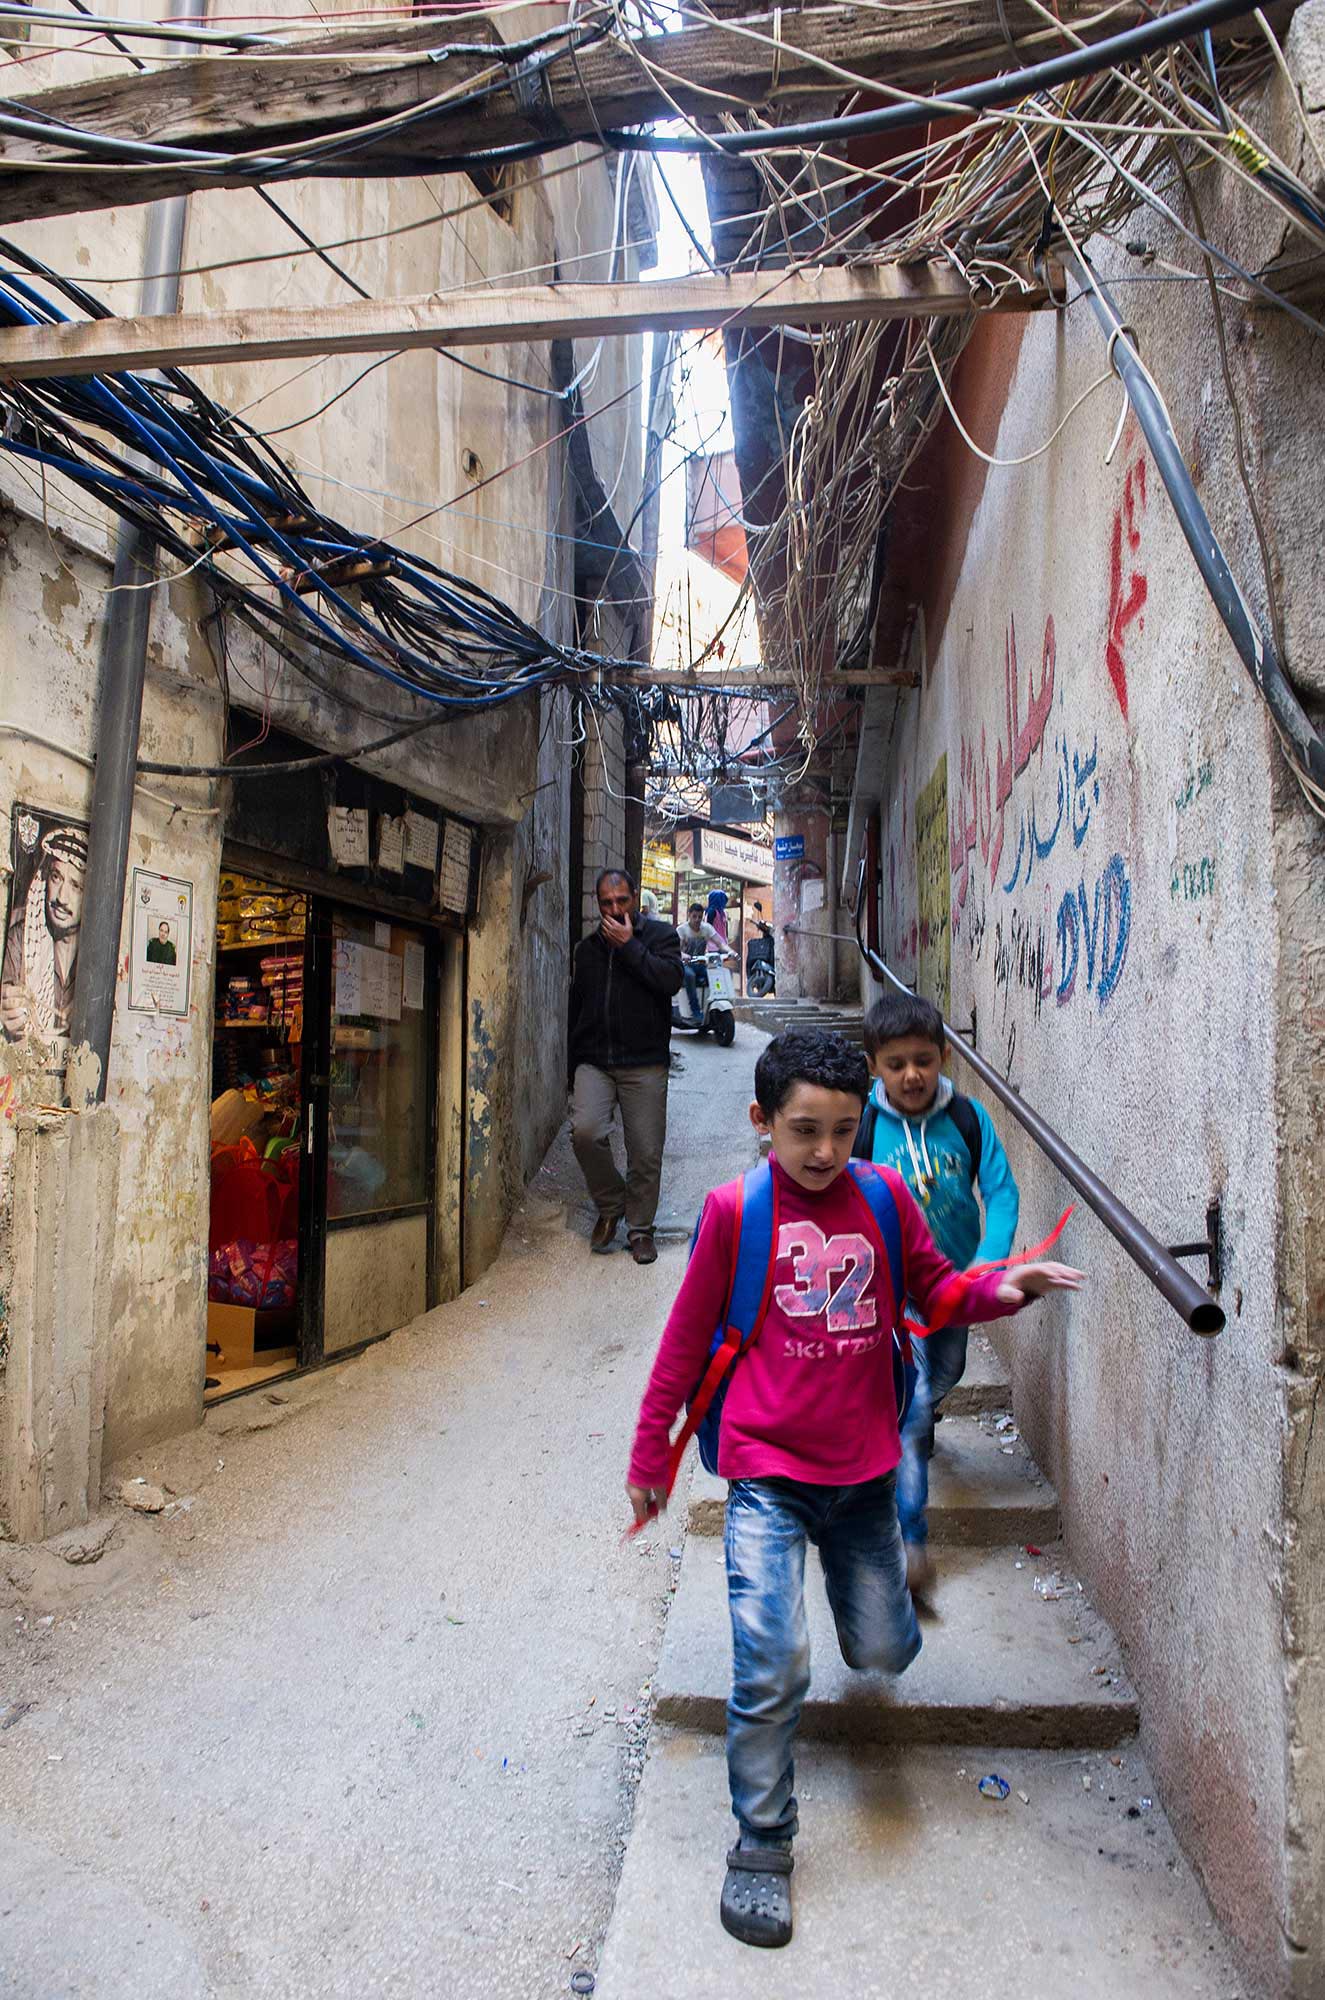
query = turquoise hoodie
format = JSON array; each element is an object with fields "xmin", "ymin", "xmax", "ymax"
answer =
[{"xmin": 866, "ymin": 1074, "xmax": 1019, "ymax": 1272}]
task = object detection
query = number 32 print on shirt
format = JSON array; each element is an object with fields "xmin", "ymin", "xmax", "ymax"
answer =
[{"xmin": 773, "ymin": 1223, "xmax": 878, "ymax": 1334}]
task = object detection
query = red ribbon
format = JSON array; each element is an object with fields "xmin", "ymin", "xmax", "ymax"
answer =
[{"xmin": 903, "ymin": 1205, "xmax": 1075, "ymax": 1341}]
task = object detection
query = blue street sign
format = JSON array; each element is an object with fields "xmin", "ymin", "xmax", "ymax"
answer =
[{"xmin": 774, "ymin": 835, "xmax": 805, "ymax": 861}]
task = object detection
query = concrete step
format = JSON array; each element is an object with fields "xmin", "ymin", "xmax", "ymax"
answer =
[
  {"xmin": 595, "ymin": 1731, "xmax": 1240, "ymax": 2000},
  {"xmin": 687, "ymin": 1416, "xmax": 1059, "ymax": 1547},
  {"xmin": 943, "ymin": 1329, "xmax": 1011, "ymax": 1415},
  {"xmin": 655, "ymin": 1537, "xmax": 1137, "ymax": 1749}
]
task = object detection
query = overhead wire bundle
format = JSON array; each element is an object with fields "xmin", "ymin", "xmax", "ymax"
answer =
[
  {"xmin": 627, "ymin": 0, "xmax": 1325, "ymax": 768},
  {"xmin": 0, "ymin": 235, "xmax": 659, "ymax": 747}
]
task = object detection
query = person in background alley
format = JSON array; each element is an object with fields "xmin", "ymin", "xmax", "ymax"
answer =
[
  {"xmin": 705, "ymin": 887, "xmax": 730, "ymax": 942},
  {"xmin": 677, "ymin": 899, "xmax": 735, "ymax": 1025},
  {"xmin": 569, "ymin": 868, "xmax": 684, "ymax": 1266},
  {"xmin": 626, "ymin": 1029, "xmax": 1082, "ymax": 1949},
  {"xmin": 854, "ymin": 992, "xmax": 1020, "ymax": 1601}
]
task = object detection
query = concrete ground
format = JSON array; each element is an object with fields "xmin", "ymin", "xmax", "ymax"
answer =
[{"xmin": 0, "ymin": 1028, "xmax": 765, "ymax": 2000}]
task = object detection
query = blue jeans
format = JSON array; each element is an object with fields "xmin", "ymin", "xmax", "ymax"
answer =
[
  {"xmin": 681, "ymin": 963, "xmax": 706, "ymax": 1021},
  {"xmin": 725, "ymin": 1475, "xmax": 921, "ymax": 1845},
  {"xmin": 896, "ymin": 1325, "xmax": 969, "ymax": 1547}
]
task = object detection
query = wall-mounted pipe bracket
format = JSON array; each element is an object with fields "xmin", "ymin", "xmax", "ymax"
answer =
[{"xmin": 1168, "ymin": 1199, "xmax": 1223, "ymax": 1295}]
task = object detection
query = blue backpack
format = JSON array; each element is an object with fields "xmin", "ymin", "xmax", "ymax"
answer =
[{"xmin": 686, "ymin": 1159, "xmax": 914, "ymax": 1477}]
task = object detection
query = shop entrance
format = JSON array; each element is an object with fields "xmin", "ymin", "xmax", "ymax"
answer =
[{"xmin": 206, "ymin": 869, "xmax": 439, "ymax": 1400}]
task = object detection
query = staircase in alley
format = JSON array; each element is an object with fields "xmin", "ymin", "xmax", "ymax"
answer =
[
  {"xmin": 596, "ymin": 1335, "xmax": 1241, "ymax": 1999},
  {"xmin": 734, "ymin": 997, "xmax": 866, "ymax": 1046}
]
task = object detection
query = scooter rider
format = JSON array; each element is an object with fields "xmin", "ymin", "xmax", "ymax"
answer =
[{"xmin": 677, "ymin": 901, "xmax": 735, "ymax": 1023}]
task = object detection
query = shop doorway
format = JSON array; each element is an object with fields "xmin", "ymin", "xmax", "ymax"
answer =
[{"xmin": 205, "ymin": 869, "xmax": 440, "ymax": 1400}]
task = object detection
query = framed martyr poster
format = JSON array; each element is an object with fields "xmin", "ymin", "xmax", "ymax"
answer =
[
  {"xmin": 1, "ymin": 805, "xmax": 88, "ymax": 1059},
  {"xmin": 128, "ymin": 868, "xmax": 194, "ymax": 1017}
]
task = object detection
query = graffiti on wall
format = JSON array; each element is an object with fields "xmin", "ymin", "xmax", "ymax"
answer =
[
  {"xmin": 1105, "ymin": 455, "xmax": 1148, "ymax": 720},
  {"xmin": 1055, "ymin": 854, "xmax": 1132, "ymax": 1006},
  {"xmin": 949, "ymin": 612, "xmax": 1057, "ymax": 915},
  {"xmin": 949, "ymin": 603, "xmax": 1134, "ymax": 1019},
  {"xmin": 914, "ymin": 754, "xmax": 950, "ymax": 1015},
  {"xmin": 1172, "ymin": 857, "xmax": 1216, "ymax": 903}
]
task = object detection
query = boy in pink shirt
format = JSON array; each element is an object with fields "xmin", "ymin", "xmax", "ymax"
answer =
[{"xmin": 626, "ymin": 1030, "xmax": 1083, "ymax": 1949}]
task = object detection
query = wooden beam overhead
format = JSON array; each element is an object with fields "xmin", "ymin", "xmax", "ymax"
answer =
[
  {"xmin": 0, "ymin": 0, "xmax": 1291, "ymax": 223},
  {"xmin": 619, "ymin": 667, "xmax": 919, "ymax": 688},
  {"xmin": 0, "ymin": 259, "xmax": 1063, "ymax": 384}
]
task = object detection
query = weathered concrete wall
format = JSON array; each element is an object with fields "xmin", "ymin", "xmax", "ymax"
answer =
[
  {"xmin": 0, "ymin": 1105, "xmax": 119, "ymax": 1541},
  {"xmin": 0, "ymin": 514, "xmax": 223, "ymax": 1462},
  {"xmin": 864, "ymin": 37, "xmax": 1325, "ymax": 1983},
  {"xmin": 0, "ymin": 2, "xmax": 646, "ymax": 1485}
]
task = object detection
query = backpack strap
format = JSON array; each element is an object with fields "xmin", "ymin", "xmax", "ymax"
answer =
[
  {"xmin": 850, "ymin": 1097, "xmax": 879, "ymax": 1162},
  {"xmin": 656, "ymin": 1164, "xmax": 777, "ymax": 1507},
  {"xmin": 948, "ymin": 1094, "xmax": 983, "ymax": 1181},
  {"xmin": 725, "ymin": 1160, "xmax": 778, "ymax": 1346},
  {"xmin": 843, "ymin": 1159, "xmax": 905, "ymax": 1312}
]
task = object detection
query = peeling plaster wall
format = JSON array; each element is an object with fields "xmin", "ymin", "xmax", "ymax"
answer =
[
  {"xmin": 0, "ymin": 513, "xmax": 223, "ymax": 1460},
  {"xmin": 864, "ymin": 42, "xmax": 1325, "ymax": 1978}
]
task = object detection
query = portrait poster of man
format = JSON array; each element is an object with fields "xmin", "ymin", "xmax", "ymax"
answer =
[
  {"xmin": 1, "ymin": 807, "xmax": 88, "ymax": 1060},
  {"xmin": 128, "ymin": 868, "xmax": 193, "ymax": 1018}
]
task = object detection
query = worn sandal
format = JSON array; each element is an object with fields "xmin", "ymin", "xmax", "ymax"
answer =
[{"xmin": 719, "ymin": 1842, "xmax": 794, "ymax": 1948}]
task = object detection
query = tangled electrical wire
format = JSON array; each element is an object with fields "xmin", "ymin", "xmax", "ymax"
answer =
[
  {"xmin": 637, "ymin": 0, "xmax": 1325, "ymax": 797},
  {"xmin": 0, "ymin": 236, "xmax": 660, "ymax": 746}
]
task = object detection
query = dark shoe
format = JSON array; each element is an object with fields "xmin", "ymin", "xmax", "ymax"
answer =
[
  {"xmin": 906, "ymin": 1541, "xmax": 937, "ymax": 1604},
  {"xmin": 629, "ymin": 1231, "xmax": 658, "ymax": 1266},
  {"xmin": 590, "ymin": 1214, "xmax": 620, "ymax": 1254},
  {"xmin": 720, "ymin": 1842, "xmax": 793, "ymax": 1948}
]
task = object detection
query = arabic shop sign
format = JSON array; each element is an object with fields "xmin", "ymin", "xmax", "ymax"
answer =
[{"xmin": 696, "ymin": 827, "xmax": 774, "ymax": 883}]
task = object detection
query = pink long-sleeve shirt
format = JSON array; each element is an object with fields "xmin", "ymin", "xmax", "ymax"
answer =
[{"xmin": 628, "ymin": 1157, "xmax": 1025, "ymax": 1491}]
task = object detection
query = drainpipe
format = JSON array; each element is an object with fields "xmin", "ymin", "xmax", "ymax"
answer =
[{"xmin": 66, "ymin": 0, "xmax": 207, "ymax": 1104}]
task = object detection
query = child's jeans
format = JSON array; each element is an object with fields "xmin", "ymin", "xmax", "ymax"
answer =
[
  {"xmin": 725, "ymin": 1474, "xmax": 921, "ymax": 1846},
  {"xmin": 896, "ymin": 1324, "xmax": 969, "ymax": 1547}
]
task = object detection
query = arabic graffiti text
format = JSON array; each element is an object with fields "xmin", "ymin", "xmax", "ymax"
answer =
[
  {"xmin": 992, "ymin": 908, "xmax": 1051, "ymax": 1022},
  {"xmin": 1105, "ymin": 455, "xmax": 1148, "ymax": 721},
  {"xmin": 1171, "ymin": 856, "xmax": 1216, "ymax": 903},
  {"xmin": 950, "ymin": 610, "xmax": 1057, "ymax": 918},
  {"xmin": 1055, "ymin": 855, "xmax": 1133, "ymax": 1008}
]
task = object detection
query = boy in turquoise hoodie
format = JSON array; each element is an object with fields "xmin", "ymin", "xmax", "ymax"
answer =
[{"xmin": 853, "ymin": 992, "xmax": 1019, "ymax": 1594}]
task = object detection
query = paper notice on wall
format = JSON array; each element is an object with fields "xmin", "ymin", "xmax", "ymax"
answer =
[
  {"xmin": 800, "ymin": 876, "xmax": 825, "ymax": 913},
  {"xmin": 403, "ymin": 939, "xmax": 425, "ymax": 1011},
  {"xmin": 377, "ymin": 814, "xmax": 405, "ymax": 874},
  {"xmin": 128, "ymin": 868, "xmax": 194, "ymax": 1017},
  {"xmin": 405, "ymin": 811, "xmax": 439, "ymax": 873},
  {"xmin": 374, "ymin": 920, "xmax": 392, "ymax": 949},
  {"xmin": 359, "ymin": 944, "xmax": 402, "ymax": 1022},
  {"xmin": 439, "ymin": 818, "xmax": 473, "ymax": 914},
  {"xmin": 328, "ymin": 805, "xmax": 370, "ymax": 868},
  {"xmin": 335, "ymin": 940, "xmax": 363, "ymax": 1018}
]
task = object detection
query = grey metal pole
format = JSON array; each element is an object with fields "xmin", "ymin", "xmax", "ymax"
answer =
[{"xmin": 66, "ymin": 0, "xmax": 206, "ymax": 1100}]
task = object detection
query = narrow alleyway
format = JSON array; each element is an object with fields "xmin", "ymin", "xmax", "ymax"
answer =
[{"xmin": 0, "ymin": 1033, "xmax": 764, "ymax": 2000}]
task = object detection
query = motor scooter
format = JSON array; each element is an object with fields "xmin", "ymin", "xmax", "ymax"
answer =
[
  {"xmin": 745, "ymin": 918, "xmax": 776, "ymax": 998},
  {"xmin": 672, "ymin": 950, "xmax": 737, "ymax": 1046}
]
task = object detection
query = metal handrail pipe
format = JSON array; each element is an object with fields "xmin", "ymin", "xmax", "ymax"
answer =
[{"xmin": 857, "ymin": 926, "xmax": 1224, "ymax": 1336}]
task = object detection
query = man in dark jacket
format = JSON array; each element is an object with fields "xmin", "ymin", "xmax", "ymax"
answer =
[{"xmin": 568, "ymin": 868, "xmax": 684, "ymax": 1265}]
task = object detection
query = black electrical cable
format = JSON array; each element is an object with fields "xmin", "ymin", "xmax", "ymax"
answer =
[
  {"xmin": 0, "ymin": 0, "xmax": 1256, "ymax": 184},
  {"xmin": 604, "ymin": 0, "xmax": 1258, "ymax": 156}
]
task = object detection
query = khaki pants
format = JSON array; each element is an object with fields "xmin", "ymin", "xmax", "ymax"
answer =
[{"xmin": 571, "ymin": 1062, "xmax": 669, "ymax": 1236}]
